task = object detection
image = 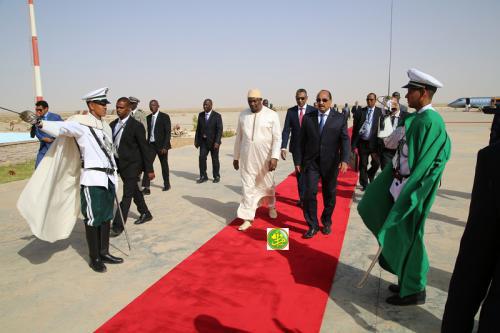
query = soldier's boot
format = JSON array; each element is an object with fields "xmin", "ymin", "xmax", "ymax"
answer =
[
  {"xmin": 99, "ymin": 221, "xmax": 124, "ymax": 264},
  {"xmin": 85, "ymin": 224, "xmax": 106, "ymax": 273}
]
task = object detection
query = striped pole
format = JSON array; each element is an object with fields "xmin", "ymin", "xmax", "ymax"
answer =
[{"xmin": 28, "ymin": 0, "xmax": 43, "ymax": 102}]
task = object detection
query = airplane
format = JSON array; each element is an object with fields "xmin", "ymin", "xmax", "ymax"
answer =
[{"xmin": 448, "ymin": 97, "xmax": 500, "ymax": 109}]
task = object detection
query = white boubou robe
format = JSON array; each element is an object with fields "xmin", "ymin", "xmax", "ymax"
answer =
[
  {"xmin": 233, "ymin": 107, "xmax": 281, "ymax": 220},
  {"xmin": 17, "ymin": 114, "xmax": 117, "ymax": 242}
]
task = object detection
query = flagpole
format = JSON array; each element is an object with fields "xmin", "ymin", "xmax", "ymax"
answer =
[
  {"xmin": 387, "ymin": 0, "xmax": 394, "ymax": 98},
  {"xmin": 28, "ymin": 0, "xmax": 43, "ymax": 102}
]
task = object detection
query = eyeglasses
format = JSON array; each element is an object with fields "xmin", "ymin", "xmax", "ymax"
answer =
[
  {"xmin": 35, "ymin": 108, "xmax": 43, "ymax": 112},
  {"xmin": 366, "ymin": 98, "xmax": 375, "ymax": 101},
  {"xmin": 316, "ymin": 98, "xmax": 329, "ymax": 103},
  {"xmin": 296, "ymin": 97, "xmax": 306, "ymax": 100}
]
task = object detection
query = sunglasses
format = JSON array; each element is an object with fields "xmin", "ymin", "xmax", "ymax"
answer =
[
  {"xmin": 366, "ymin": 98, "xmax": 375, "ymax": 101},
  {"xmin": 296, "ymin": 97, "xmax": 307, "ymax": 100},
  {"xmin": 316, "ymin": 98, "xmax": 329, "ymax": 103},
  {"xmin": 35, "ymin": 108, "xmax": 43, "ymax": 112},
  {"xmin": 92, "ymin": 100, "xmax": 108, "ymax": 106}
]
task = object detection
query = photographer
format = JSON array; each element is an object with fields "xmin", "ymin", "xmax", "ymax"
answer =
[{"xmin": 378, "ymin": 97, "xmax": 408, "ymax": 170}]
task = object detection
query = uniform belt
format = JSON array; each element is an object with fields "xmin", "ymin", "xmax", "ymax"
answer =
[
  {"xmin": 85, "ymin": 167, "xmax": 115, "ymax": 175},
  {"xmin": 392, "ymin": 169, "xmax": 410, "ymax": 181}
]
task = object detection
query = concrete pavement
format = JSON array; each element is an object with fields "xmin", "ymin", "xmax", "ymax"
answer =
[{"xmin": 0, "ymin": 108, "xmax": 493, "ymax": 332}]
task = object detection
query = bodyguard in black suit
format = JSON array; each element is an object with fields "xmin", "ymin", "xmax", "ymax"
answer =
[
  {"xmin": 442, "ymin": 142, "xmax": 500, "ymax": 332},
  {"xmin": 351, "ymin": 102, "xmax": 362, "ymax": 119},
  {"xmin": 110, "ymin": 97, "xmax": 155, "ymax": 236},
  {"xmin": 281, "ymin": 88, "xmax": 315, "ymax": 205},
  {"xmin": 143, "ymin": 100, "xmax": 171, "ymax": 192},
  {"xmin": 297, "ymin": 90, "xmax": 350, "ymax": 239},
  {"xmin": 351, "ymin": 93, "xmax": 382, "ymax": 190},
  {"xmin": 195, "ymin": 99, "xmax": 223, "ymax": 183},
  {"xmin": 379, "ymin": 98, "xmax": 409, "ymax": 170}
]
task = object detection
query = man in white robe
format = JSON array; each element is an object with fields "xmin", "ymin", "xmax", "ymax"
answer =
[{"xmin": 233, "ymin": 89, "xmax": 282, "ymax": 231}]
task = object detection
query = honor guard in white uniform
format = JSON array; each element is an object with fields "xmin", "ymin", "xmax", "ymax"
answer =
[{"xmin": 18, "ymin": 87, "xmax": 124, "ymax": 273}]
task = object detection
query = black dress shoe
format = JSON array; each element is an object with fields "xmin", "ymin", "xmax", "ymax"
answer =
[
  {"xmin": 196, "ymin": 177, "xmax": 208, "ymax": 184},
  {"xmin": 303, "ymin": 228, "xmax": 319, "ymax": 239},
  {"xmin": 213, "ymin": 177, "xmax": 220, "ymax": 183},
  {"xmin": 101, "ymin": 253, "xmax": 124, "ymax": 264},
  {"xmin": 386, "ymin": 290, "xmax": 426, "ymax": 306},
  {"xmin": 162, "ymin": 185, "xmax": 171, "ymax": 191},
  {"xmin": 109, "ymin": 229, "xmax": 123, "ymax": 238},
  {"xmin": 134, "ymin": 212, "xmax": 153, "ymax": 225},
  {"xmin": 89, "ymin": 258, "xmax": 106, "ymax": 273},
  {"xmin": 321, "ymin": 225, "xmax": 331, "ymax": 235},
  {"xmin": 388, "ymin": 284, "xmax": 400, "ymax": 293},
  {"xmin": 142, "ymin": 188, "xmax": 151, "ymax": 195}
]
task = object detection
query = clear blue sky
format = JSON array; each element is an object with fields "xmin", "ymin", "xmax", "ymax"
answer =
[{"xmin": 1, "ymin": 0, "xmax": 499, "ymax": 112}]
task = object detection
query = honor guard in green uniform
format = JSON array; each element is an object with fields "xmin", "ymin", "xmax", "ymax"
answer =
[{"xmin": 358, "ymin": 69, "xmax": 451, "ymax": 305}]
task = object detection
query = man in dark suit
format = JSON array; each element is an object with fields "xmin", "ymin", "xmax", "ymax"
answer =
[
  {"xmin": 351, "ymin": 101, "xmax": 362, "ymax": 119},
  {"xmin": 143, "ymin": 99, "xmax": 171, "ymax": 193},
  {"xmin": 379, "ymin": 97, "xmax": 409, "ymax": 170},
  {"xmin": 442, "ymin": 142, "xmax": 500, "ymax": 332},
  {"xmin": 297, "ymin": 90, "xmax": 350, "ymax": 239},
  {"xmin": 110, "ymin": 97, "xmax": 155, "ymax": 237},
  {"xmin": 352, "ymin": 92, "xmax": 382, "ymax": 191},
  {"xmin": 195, "ymin": 99, "xmax": 223, "ymax": 183},
  {"xmin": 281, "ymin": 88, "xmax": 315, "ymax": 206}
]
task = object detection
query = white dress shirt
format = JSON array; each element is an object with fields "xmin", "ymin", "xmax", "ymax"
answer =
[
  {"xmin": 113, "ymin": 115, "xmax": 130, "ymax": 152},
  {"xmin": 150, "ymin": 112, "xmax": 159, "ymax": 142},
  {"xmin": 318, "ymin": 108, "xmax": 331, "ymax": 124}
]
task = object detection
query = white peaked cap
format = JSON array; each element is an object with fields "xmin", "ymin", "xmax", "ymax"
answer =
[
  {"xmin": 402, "ymin": 68, "xmax": 443, "ymax": 91},
  {"xmin": 82, "ymin": 87, "xmax": 110, "ymax": 104}
]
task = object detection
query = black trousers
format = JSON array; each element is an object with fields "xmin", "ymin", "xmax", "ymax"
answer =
[
  {"xmin": 113, "ymin": 175, "xmax": 149, "ymax": 231},
  {"xmin": 199, "ymin": 139, "xmax": 220, "ymax": 179},
  {"xmin": 292, "ymin": 153, "xmax": 305, "ymax": 201},
  {"xmin": 143, "ymin": 145, "xmax": 170, "ymax": 188},
  {"xmin": 358, "ymin": 139, "xmax": 380, "ymax": 187},
  {"xmin": 380, "ymin": 148, "xmax": 396, "ymax": 171},
  {"xmin": 303, "ymin": 160, "xmax": 339, "ymax": 229}
]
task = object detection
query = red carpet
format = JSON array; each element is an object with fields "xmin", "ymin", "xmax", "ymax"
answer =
[{"xmin": 98, "ymin": 167, "xmax": 358, "ymax": 332}]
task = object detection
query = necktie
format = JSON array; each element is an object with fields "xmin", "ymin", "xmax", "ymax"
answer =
[
  {"xmin": 319, "ymin": 113, "xmax": 326, "ymax": 134},
  {"xmin": 299, "ymin": 108, "xmax": 304, "ymax": 126},
  {"xmin": 113, "ymin": 121, "xmax": 123, "ymax": 141},
  {"xmin": 150, "ymin": 115, "xmax": 157, "ymax": 142}
]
